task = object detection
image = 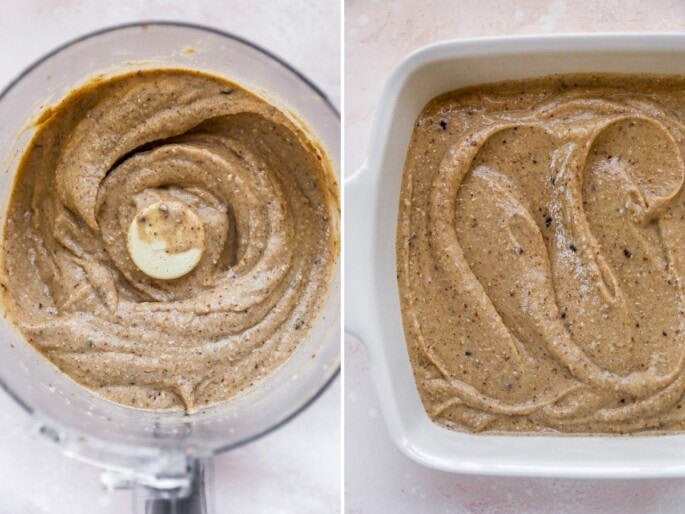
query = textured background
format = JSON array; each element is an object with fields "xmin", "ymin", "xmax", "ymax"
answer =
[
  {"xmin": 344, "ymin": 1, "xmax": 685, "ymax": 513},
  {"xmin": 0, "ymin": 1, "xmax": 340, "ymax": 513}
]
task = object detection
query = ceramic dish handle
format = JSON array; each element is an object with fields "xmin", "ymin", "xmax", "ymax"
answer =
[{"xmin": 344, "ymin": 166, "xmax": 375, "ymax": 346}]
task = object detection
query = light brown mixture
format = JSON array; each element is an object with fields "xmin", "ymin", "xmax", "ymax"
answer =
[
  {"xmin": 0, "ymin": 69, "xmax": 339, "ymax": 412},
  {"xmin": 397, "ymin": 74, "xmax": 685, "ymax": 434}
]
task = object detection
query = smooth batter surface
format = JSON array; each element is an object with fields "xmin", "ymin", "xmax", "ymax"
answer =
[
  {"xmin": 397, "ymin": 74, "xmax": 685, "ymax": 434},
  {"xmin": 1, "ymin": 69, "xmax": 339, "ymax": 412}
]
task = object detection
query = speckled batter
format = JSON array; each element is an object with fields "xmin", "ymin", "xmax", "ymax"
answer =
[
  {"xmin": 0, "ymin": 69, "xmax": 339, "ymax": 412},
  {"xmin": 397, "ymin": 74, "xmax": 685, "ymax": 434}
]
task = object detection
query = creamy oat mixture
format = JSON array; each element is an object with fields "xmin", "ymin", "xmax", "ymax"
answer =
[
  {"xmin": 0, "ymin": 69, "xmax": 339, "ymax": 412},
  {"xmin": 397, "ymin": 74, "xmax": 685, "ymax": 433}
]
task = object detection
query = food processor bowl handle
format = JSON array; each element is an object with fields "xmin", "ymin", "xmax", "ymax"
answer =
[{"xmin": 140, "ymin": 458, "xmax": 211, "ymax": 514}]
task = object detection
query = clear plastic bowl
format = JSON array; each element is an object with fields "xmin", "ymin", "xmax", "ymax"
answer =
[{"xmin": 0, "ymin": 22, "xmax": 340, "ymax": 511}]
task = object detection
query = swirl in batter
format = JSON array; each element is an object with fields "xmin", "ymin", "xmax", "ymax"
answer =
[
  {"xmin": 397, "ymin": 74, "xmax": 685, "ymax": 433},
  {"xmin": 1, "ymin": 69, "xmax": 339, "ymax": 412}
]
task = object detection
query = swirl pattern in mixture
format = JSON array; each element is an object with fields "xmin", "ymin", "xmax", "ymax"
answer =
[
  {"xmin": 397, "ymin": 75, "xmax": 685, "ymax": 433},
  {"xmin": 1, "ymin": 69, "xmax": 339, "ymax": 412}
]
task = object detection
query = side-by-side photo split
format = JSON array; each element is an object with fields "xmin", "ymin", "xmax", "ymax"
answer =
[{"xmin": 1, "ymin": 0, "xmax": 685, "ymax": 512}]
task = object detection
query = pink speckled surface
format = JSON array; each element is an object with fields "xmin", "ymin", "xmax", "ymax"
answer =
[{"xmin": 344, "ymin": 1, "xmax": 685, "ymax": 512}]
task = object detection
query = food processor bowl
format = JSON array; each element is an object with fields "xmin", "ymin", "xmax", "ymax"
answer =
[{"xmin": 0, "ymin": 22, "xmax": 340, "ymax": 512}]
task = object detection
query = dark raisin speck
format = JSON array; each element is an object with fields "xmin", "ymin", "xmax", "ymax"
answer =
[
  {"xmin": 464, "ymin": 350, "xmax": 473, "ymax": 357},
  {"xmin": 623, "ymin": 248, "xmax": 632, "ymax": 258},
  {"xmin": 569, "ymin": 244, "xmax": 577, "ymax": 252},
  {"xmin": 439, "ymin": 119, "xmax": 448, "ymax": 130}
]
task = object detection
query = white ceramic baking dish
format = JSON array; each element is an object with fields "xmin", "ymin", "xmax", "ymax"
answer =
[{"xmin": 345, "ymin": 33, "xmax": 685, "ymax": 478}]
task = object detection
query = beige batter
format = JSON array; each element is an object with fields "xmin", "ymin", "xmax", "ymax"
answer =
[
  {"xmin": 0, "ymin": 69, "xmax": 339, "ymax": 412},
  {"xmin": 397, "ymin": 74, "xmax": 685, "ymax": 434}
]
